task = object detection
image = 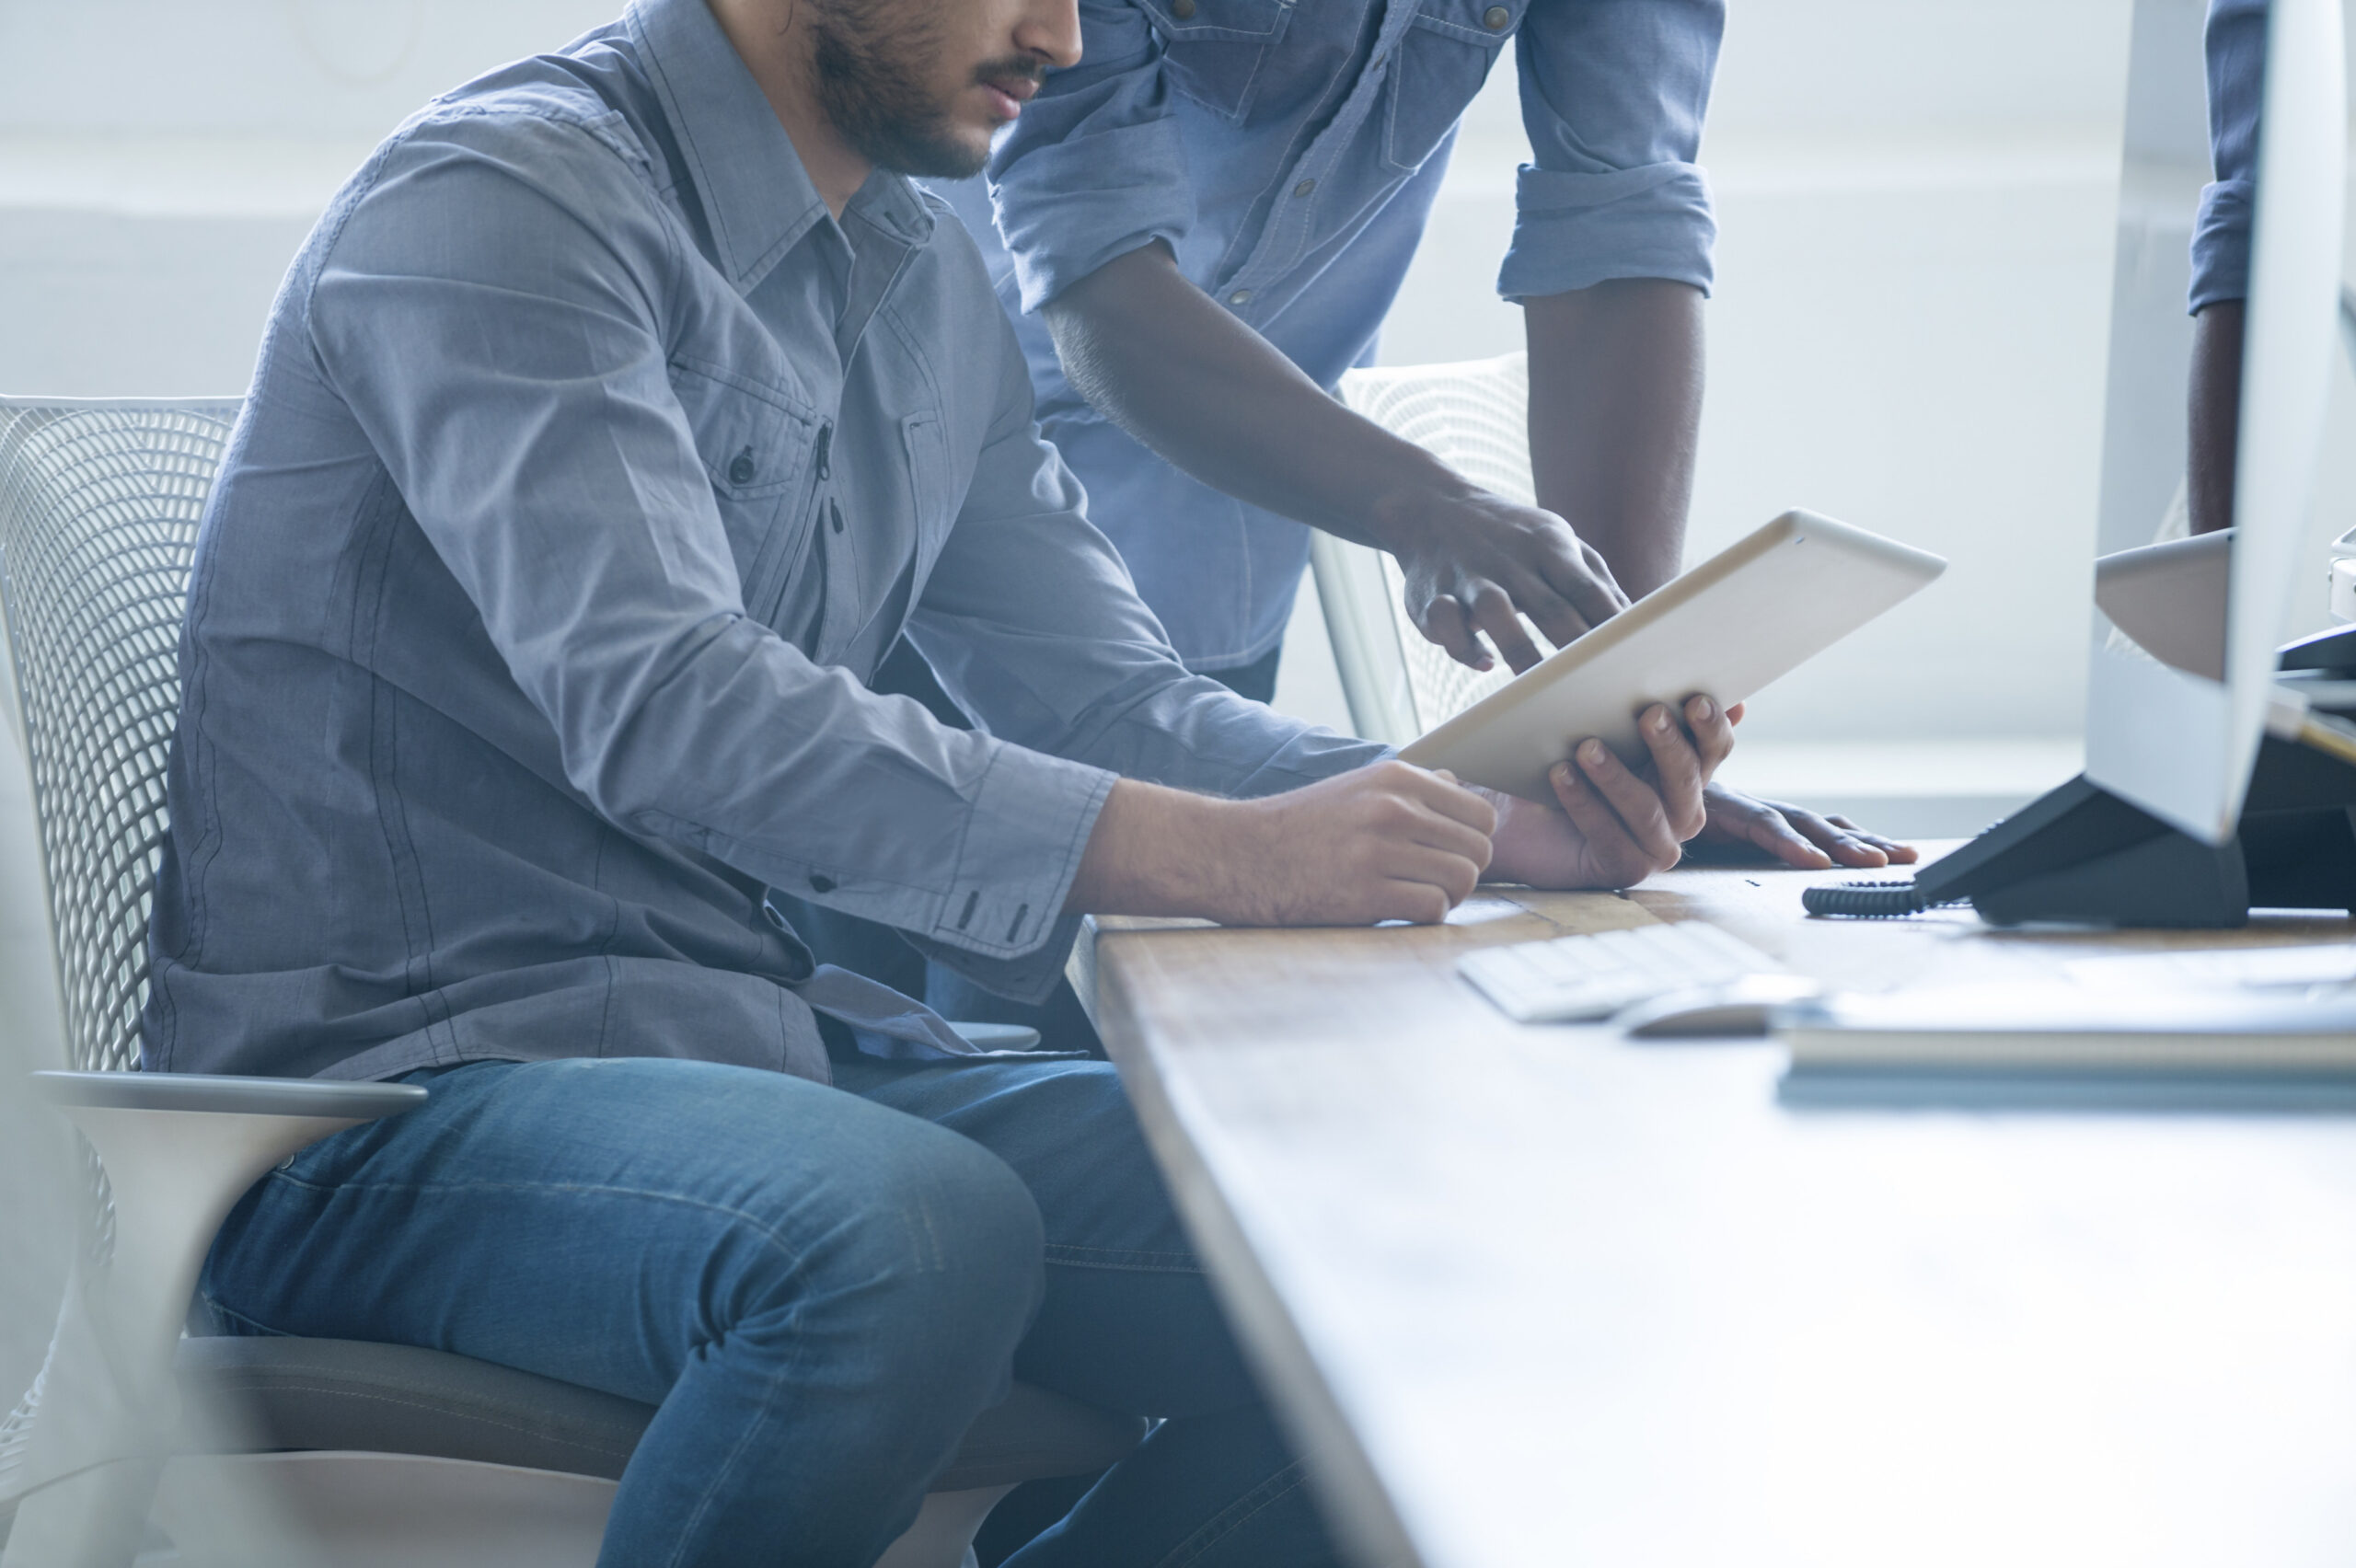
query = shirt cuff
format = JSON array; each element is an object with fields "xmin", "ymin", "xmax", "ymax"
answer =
[
  {"xmin": 1500, "ymin": 162, "xmax": 1718, "ymax": 301},
  {"xmin": 926, "ymin": 744, "xmax": 1116, "ymax": 960},
  {"xmin": 993, "ymin": 119, "xmax": 1197, "ymax": 313},
  {"xmin": 905, "ymin": 911, "xmax": 1091, "ymax": 1007},
  {"xmin": 2189, "ymin": 179, "xmax": 2254, "ymax": 315}
]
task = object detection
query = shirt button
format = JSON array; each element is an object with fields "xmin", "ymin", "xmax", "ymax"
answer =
[
  {"xmin": 1229, "ymin": 289, "xmax": 1253, "ymax": 306},
  {"xmin": 1172, "ymin": 0, "xmax": 1196, "ymax": 16},
  {"xmin": 1292, "ymin": 179, "xmax": 1316, "ymax": 198},
  {"xmin": 1483, "ymin": 5, "xmax": 1509, "ymax": 27},
  {"xmin": 808, "ymin": 872, "xmax": 837, "ymax": 894},
  {"xmin": 728, "ymin": 448, "xmax": 755, "ymax": 486},
  {"xmin": 829, "ymin": 499, "xmax": 844, "ymax": 535}
]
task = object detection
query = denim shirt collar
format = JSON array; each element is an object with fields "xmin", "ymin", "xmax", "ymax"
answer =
[{"xmin": 627, "ymin": 0, "xmax": 933, "ymax": 297}]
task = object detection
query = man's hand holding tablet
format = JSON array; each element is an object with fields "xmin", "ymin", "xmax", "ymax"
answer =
[{"xmin": 1478, "ymin": 694, "xmax": 1736, "ymax": 892}]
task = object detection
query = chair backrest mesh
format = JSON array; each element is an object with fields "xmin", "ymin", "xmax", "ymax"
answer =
[
  {"xmin": 0, "ymin": 398, "xmax": 239, "ymax": 1077},
  {"xmin": 1331, "ymin": 353, "xmax": 1534, "ymax": 738}
]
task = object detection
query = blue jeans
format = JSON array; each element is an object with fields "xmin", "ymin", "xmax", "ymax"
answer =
[{"xmin": 200, "ymin": 1054, "xmax": 1340, "ymax": 1568}]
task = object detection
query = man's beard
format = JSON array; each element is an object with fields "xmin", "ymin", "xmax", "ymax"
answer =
[{"xmin": 809, "ymin": 0, "xmax": 1033, "ymax": 179}]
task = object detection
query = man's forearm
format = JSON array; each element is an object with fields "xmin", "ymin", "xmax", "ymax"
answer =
[
  {"xmin": 1040, "ymin": 241, "xmax": 1473, "ymax": 557},
  {"xmin": 1524, "ymin": 280, "xmax": 1705, "ymax": 598},
  {"xmin": 2187, "ymin": 299, "xmax": 2245, "ymax": 535}
]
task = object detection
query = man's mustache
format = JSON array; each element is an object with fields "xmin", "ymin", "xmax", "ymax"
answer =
[{"xmin": 974, "ymin": 56, "xmax": 1050, "ymax": 92}]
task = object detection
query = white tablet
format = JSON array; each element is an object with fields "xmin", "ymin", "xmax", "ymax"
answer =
[{"xmin": 1399, "ymin": 510, "xmax": 1946, "ymax": 801}]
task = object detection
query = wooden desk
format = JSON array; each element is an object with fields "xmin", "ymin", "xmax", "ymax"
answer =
[{"xmin": 1071, "ymin": 857, "xmax": 2356, "ymax": 1568}]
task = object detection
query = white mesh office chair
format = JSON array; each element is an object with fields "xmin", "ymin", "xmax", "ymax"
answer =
[
  {"xmin": 0, "ymin": 398, "xmax": 1141, "ymax": 1568},
  {"xmin": 1317, "ymin": 352, "xmax": 1535, "ymax": 744}
]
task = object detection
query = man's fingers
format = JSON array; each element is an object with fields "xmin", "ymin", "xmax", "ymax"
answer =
[
  {"xmin": 1779, "ymin": 806, "xmax": 1895, "ymax": 869},
  {"xmin": 1391, "ymin": 763, "xmax": 1498, "ymax": 836},
  {"xmin": 1465, "ymin": 582, "xmax": 1544, "ymax": 674},
  {"xmin": 1545, "ymin": 757, "xmax": 1642, "ymax": 868},
  {"xmin": 1680, "ymin": 694, "xmax": 1736, "ymax": 778},
  {"xmin": 1727, "ymin": 801, "xmax": 1835, "ymax": 870},
  {"xmin": 1392, "ymin": 801, "xmax": 1494, "ymax": 871},
  {"xmin": 1381, "ymin": 842, "xmax": 1484, "ymax": 906},
  {"xmin": 1540, "ymin": 544, "xmax": 1629, "ymax": 631},
  {"xmin": 1570, "ymin": 739, "xmax": 1680, "ymax": 865},
  {"xmin": 1505, "ymin": 565, "xmax": 1602, "ymax": 651},
  {"xmin": 1631, "ymin": 705, "xmax": 1707, "ymax": 839},
  {"xmin": 1415, "ymin": 594, "xmax": 1493, "ymax": 672},
  {"xmin": 1820, "ymin": 815, "xmax": 1922, "ymax": 865}
]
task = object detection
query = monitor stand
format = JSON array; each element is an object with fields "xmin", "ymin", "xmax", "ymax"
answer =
[{"xmin": 1806, "ymin": 628, "xmax": 2356, "ymax": 928}]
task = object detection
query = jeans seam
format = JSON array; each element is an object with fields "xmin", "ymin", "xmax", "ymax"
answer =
[
  {"xmin": 1041, "ymin": 1242, "xmax": 1201, "ymax": 1274},
  {"xmin": 1156, "ymin": 1458, "xmax": 1313, "ymax": 1568},
  {"xmin": 664, "ymin": 1310, "xmax": 807, "ymax": 1568},
  {"xmin": 253, "ymin": 1170, "xmax": 814, "ymax": 1273}
]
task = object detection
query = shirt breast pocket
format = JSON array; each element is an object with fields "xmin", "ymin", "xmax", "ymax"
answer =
[
  {"xmin": 667, "ymin": 356, "xmax": 820, "ymax": 609},
  {"xmin": 1136, "ymin": 0, "xmax": 1293, "ymax": 122},
  {"xmin": 899, "ymin": 411, "xmax": 959, "ymax": 607},
  {"xmin": 1384, "ymin": 0, "xmax": 1516, "ymax": 173}
]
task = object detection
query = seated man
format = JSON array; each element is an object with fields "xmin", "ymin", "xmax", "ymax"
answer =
[{"xmin": 145, "ymin": 0, "xmax": 1732, "ymax": 1561}]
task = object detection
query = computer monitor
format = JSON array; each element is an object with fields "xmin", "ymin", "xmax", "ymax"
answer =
[{"xmin": 2085, "ymin": 0, "xmax": 2348, "ymax": 844}]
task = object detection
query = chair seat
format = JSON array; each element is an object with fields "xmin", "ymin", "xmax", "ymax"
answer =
[{"xmin": 178, "ymin": 1337, "xmax": 1145, "ymax": 1492}]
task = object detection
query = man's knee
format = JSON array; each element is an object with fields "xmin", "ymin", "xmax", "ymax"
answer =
[{"xmin": 732, "ymin": 1111, "xmax": 1046, "ymax": 1350}]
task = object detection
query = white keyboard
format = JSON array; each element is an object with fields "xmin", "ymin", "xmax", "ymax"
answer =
[{"xmin": 1458, "ymin": 920, "xmax": 1788, "ymax": 1023}]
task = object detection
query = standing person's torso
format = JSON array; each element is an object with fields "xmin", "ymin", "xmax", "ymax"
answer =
[
  {"xmin": 945, "ymin": 0, "xmax": 1500, "ymax": 670},
  {"xmin": 946, "ymin": 0, "xmax": 1720, "ymax": 671}
]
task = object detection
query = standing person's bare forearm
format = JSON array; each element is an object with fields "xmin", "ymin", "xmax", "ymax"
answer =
[
  {"xmin": 1043, "ymin": 241, "xmax": 1469, "ymax": 551},
  {"xmin": 1043, "ymin": 242, "xmax": 1627, "ymax": 671},
  {"xmin": 1524, "ymin": 279, "xmax": 1705, "ymax": 598}
]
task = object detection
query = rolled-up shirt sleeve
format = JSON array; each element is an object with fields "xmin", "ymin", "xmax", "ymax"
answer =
[
  {"xmin": 987, "ymin": 0, "xmax": 1196, "ymax": 313},
  {"xmin": 306, "ymin": 110, "xmax": 1118, "ymax": 965},
  {"xmin": 2189, "ymin": 0, "xmax": 2266, "ymax": 314},
  {"xmin": 1501, "ymin": 0, "xmax": 1724, "ymax": 301}
]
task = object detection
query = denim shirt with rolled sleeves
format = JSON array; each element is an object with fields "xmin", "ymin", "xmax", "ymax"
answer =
[
  {"xmin": 142, "ymin": 0, "xmax": 1383, "ymax": 1086},
  {"xmin": 2189, "ymin": 0, "xmax": 2263, "ymax": 313},
  {"xmin": 930, "ymin": 0, "xmax": 1726, "ymax": 672}
]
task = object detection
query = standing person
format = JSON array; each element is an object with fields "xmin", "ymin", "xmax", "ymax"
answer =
[
  {"xmin": 930, "ymin": 0, "xmax": 1913, "ymax": 869},
  {"xmin": 154, "ymin": 0, "xmax": 1741, "ymax": 1561}
]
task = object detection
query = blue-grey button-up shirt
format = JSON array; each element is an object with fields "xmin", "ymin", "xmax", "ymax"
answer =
[
  {"xmin": 932, "ymin": 0, "xmax": 1723, "ymax": 670},
  {"xmin": 144, "ymin": 0, "xmax": 1382, "ymax": 1086}
]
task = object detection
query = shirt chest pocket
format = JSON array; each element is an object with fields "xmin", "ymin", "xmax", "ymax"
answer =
[
  {"xmin": 668, "ymin": 357, "xmax": 822, "ymax": 616},
  {"xmin": 1384, "ymin": 0, "xmax": 1517, "ymax": 173},
  {"xmin": 900, "ymin": 412, "xmax": 956, "ymax": 593},
  {"xmin": 1137, "ymin": 0, "xmax": 1294, "ymax": 122}
]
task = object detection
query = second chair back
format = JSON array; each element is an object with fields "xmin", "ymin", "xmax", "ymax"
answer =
[{"xmin": 1319, "ymin": 353, "xmax": 1531, "ymax": 744}]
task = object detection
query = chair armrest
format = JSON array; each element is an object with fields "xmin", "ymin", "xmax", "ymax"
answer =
[
  {"xmin": 25, "ymin": 1072, "xmax": 427, "ymax": 1392},
  {"xmin": 33, "ymin": 1071, "xmax": 424, "ymax": 1118}
]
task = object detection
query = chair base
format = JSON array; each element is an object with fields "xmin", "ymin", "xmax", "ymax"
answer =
[{"xmin": 135, "ymin": 1451, "xmax": 1002, "ymax": 1568}]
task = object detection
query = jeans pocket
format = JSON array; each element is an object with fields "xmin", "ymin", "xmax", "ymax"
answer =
[
  {"xmin": 1138, "ymin": 0, "xmax": 1293, "ymax": 121},
  {"xmin": 1384, "ymin": 0, "xmax": 1516, "ymax": 173}
]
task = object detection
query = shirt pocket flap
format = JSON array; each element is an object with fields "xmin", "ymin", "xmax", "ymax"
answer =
[
  {"xmin": 1135, "ymin": 0, "xmax": 1288, "ymax": 40},
  {"xmin": 1407, "ymin": 0, "xmax": 1521, "ymax": 45},
  {"xmin": 1135, "ymin": 0, "xmax": 1295, "ymax": 120},
  {"xmin": 668, "ymin": 356, "xmax": 818, "ymax": 500},
  {"xmin": 1385, "ymin": 0, "xmax": 1513, "ymax": 171}
]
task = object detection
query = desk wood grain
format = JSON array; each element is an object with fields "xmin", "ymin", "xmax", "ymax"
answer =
[{"xmin": 1076, "ymin": 858, "xmax": 2356, "ymax": 1568}]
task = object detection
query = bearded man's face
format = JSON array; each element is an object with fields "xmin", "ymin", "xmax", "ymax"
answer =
[{"xmin": 808, "ymin": 0, "xmax": 1048, "ymax": 179}]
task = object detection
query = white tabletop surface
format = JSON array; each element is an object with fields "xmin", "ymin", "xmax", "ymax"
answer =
[{"xmin": 1075, "ymin": 863, "xmax": 2356, "ymax": 1568}]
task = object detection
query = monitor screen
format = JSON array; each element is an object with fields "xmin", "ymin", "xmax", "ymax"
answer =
[{"xmin": 2084, "ymin": 0, "xmax": 2344, "ymax": 843}]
